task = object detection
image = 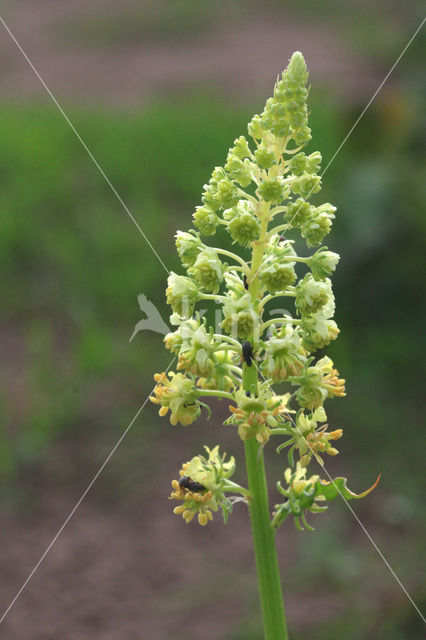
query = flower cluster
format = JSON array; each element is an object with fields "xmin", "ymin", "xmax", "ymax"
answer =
[
  {"xmin": 259, "ymin": 236, "xmax": 297, "ymax": 293},
  {"xmin": 163, "ymin": 315, "xmax": 241, "ymax": 391},
  {"xmin": 149, "ymin": 51, "xmax": 377, "ymax": 528},
  {"xmin": 149, "ymin": 372, "xmax": 201, "ymax": 426},
  {"xmin": 224, "ymin": 386, "xmax": 291, "ymax": 444},
  {"xmin": 169, "ymin": 446, "xmax": 245, "ymax": 525},
  {"xmin": 260, "ymin": 324, "xmax": 306, "ymax": 382},
  {"xmin": 277, "ymin": 407, "xmax": 343, "ymax": 467},
  {"xmin": 272, "ymin": 463, "xmax": 380, "ymax": 531},
  {"xmin": 291, "ymin": 356, "xmax": 346, "ymax": 410}
]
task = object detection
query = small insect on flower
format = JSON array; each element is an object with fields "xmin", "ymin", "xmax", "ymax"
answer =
[
  {"xmin": 242, "ymin": 341, "xmax": 254, "ymax": 367},
  {"xmin": 243, "ymin": 274, "xmax": 250, "ymax": 290},
  {"xmin": 179, "ymin": 475, "xmax": 206, "ymax": 493}
]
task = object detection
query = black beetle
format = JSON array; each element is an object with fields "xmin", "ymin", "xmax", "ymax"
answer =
[
  {"xmin": 178, "ymin": 475, "xmax": 206, "ymax": 493},
  {"xmin": 241, "ymin": 341, "xmax": 254, "ymax": 367}
]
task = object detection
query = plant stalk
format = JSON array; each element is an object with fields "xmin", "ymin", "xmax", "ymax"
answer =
[{"xmin": 243, "ymin": 363, "xmax": 288, "ymax": 640}]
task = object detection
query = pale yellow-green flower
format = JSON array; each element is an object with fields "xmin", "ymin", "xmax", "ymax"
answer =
[
  {"xmin": 170, "ymin": 446, "xmax": 237, "ymax": 526},
  {"xmin": 150, "ymin": 372, "xmax": 200, "ymax": 426},
  {"xmin": 225, "ymin": 387, "xmax": 291, "ymax": 444}
]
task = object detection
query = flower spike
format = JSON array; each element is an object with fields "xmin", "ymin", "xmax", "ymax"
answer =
[{"xmin": 143, "ymin": 50, "xmax": 379, "ymax": 640}]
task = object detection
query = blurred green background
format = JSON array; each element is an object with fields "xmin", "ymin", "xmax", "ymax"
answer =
[{"xmin": 0, "ymin": 1, "xmax": 425, "ymax": 638}]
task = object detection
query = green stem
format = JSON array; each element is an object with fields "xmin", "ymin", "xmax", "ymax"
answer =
[
  {"xmin": 228, "ymin": 364, "xmax": 243, "ymax": 375},
  {"xmin": 197, "ymin": 389, "xmax": 234, "ymax": 401},
  {"xmin": 222, "ymin": 480, "xmax": 250, "ymax": 496},
  {"xmin": 224, "ymin": 265, "xmax": 246, "ymax": 274},
  {"xmin": 199, "ymin": 293, "xmax": 227, "ymax": 302},
  {"xmin": 215, "ymin": 248, "xmax": 250, "ymax": 271},
  {"xmin": 243, "ymin": 363, "xmax": 288, "ymax": 640},
  {"xmin": 241, "ymin": 179, "xmax": 289, "ymax": 639},
  {"xmin": 213, "ymin": 334, "xmax": 241, "ymax": 350},
  {"xmin": 261, "ymin": 291, "xmax": 295, "ymax": 307},
  {"xmin": 261, "ymin": 317, "xmax": 299, "ymax": 332},
  {"xmin": 249, "ymin": 209, "xmax": 270, "ymax": 299}
]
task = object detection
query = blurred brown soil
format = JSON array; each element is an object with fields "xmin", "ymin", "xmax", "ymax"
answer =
[
  {"xmin": 0, "ymin": 427, "xmax": 341, "ymax": 640},
  {"xmin": 0, "ymin": 0, "xmax": 381, "ymax": 108}
]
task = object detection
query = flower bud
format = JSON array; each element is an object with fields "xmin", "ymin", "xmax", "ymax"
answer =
[
  {"xmin": 291, "ymin": 173, "xmax": 322, "ymax": 198},
  {"xmin": 288, "ymin": 111, "xmax": 305, "ymax": 130},
  {"xmin": 253, "ymin": 52, "xmax": 311, "ymax": 147},
  {"xmin": 259, "ymin": 236, "xmax": 297, "ymax": 293},
  {"xmin": 164, "ymin": 327, "xmax": 184, "ymax": 355},
  {"xmin": 288, "ymin": 152, "xmax": 308, "ymax": 176},
  {"xmin": 301, "ymin": 314, "xmax": 339, "ymax": 352},
  {"xmin": 225, "ymin": 154, "xmax": 253, "ymax": 187},
  {"xmin": 285, "ymin": 197, "xmax": 312, "ymax": 227},
  {"xmin": 308, "ymin": 247, "xmax": 339, "ymax": 280},
  {"xmin": 167, "ymin": 315, "xmax": 200, "ymax": 339},
  {"xmin": 216, "ymin": 177, "xmax": 240, "ymax": 208},
  {"xmin": 286, "ymin": 51, "xmax": 309, "ymax": 87},
  {"xmin": 188, "ymin": 247, "xmax": 224, "ymax": 294},
  {"xmin": 306, "ymin": 151, "xmax": 322, "ymax": 174},
  {"xmin": 261, "ymin": 114, "xmax": 273, "ymax": 131},
  {"xmin": 247, "ymin": 114, "xmax": 263, "ymax": 139},
  {"xmin": 258, "ymin": 177, "xmax": 287, "ymax": 203},
  {"xmin": 295, "ymin": 274, "xmax": 332, "ymax": 316},
  {"xmin": 229, "ymin": 212, "xmax": 259, "ymax": 246},
  {"xmin": 270, "ymin": 121, "xmax": 292, "ymax": 138},
  {"xmin": 261, "ymin": 325, "xmax": 306, "ymax": 381},
  {"xmin": 166, "ymin": 272, "xmax": 199, "ymax": 316},
  {"xmin": 201, "ymin": 167, "xmax": 227, "ymax": 211},
  {"xmin": 260, "ymin": 261, "xmax": 296, "ymax": 294},
  {"xmin": 221, "ymin": 293, "xmax": 258, "ymax": 339},
  {"xmin": 254, "ymin": 146, "xmax": 276, "ymax": 169},
  {"xmin": 231, "ymin": 135, "xmax": 251, "ymax": 159},
  {"xmin": 175, "ymin": 230, "xmax": 202, "ymax": 267},
  {"xmin": 301, "ymin": 205, "xmax": 335, "ymax": 247},
  {"xmin": 294, "ymin": 126, "xmax": 312, "ymax": 146},
  {"xmin": 226, "ymin": 200, "xmax": 260, "ymax": 246},
  {"xmin": 193, "ymin": 205, "xmax": 219, "ymax": 236},
  {"xmin": 201, "ymin": 189, "xmax": 220, "ymax": 212},
  {"xmin": 177, "ymin": 325, "xmax": 215, "ymax": 377},
  {"xmin": 197, "ymin": 349, "xmax": 235, "ymax": 392}
]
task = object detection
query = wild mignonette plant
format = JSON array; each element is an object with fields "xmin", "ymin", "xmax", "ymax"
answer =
[{"xmin": 150, "ymin": 52, "xmax": 379, "ymax": 639}]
